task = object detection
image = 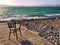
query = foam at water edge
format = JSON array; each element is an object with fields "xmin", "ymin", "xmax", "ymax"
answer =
[
  {"xmin": 0, "ymin": 14, "xmax": 60, "ymax": 21},
  {"xmin": 44, "ymin": 14, "xmax": 60, "ymax": 16}
]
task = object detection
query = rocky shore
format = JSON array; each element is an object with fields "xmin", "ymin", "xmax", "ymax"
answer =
[{"xmin": 20, "ymin": 18, "xmax": 60, "ymax": 45}]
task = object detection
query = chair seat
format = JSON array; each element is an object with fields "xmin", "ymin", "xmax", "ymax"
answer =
[{"xmin": 11, "ymin": 27, "xmax": 20, "ymax": 30}]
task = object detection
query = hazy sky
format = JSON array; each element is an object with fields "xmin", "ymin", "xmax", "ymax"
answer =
[{"xmin": 0, "ymin": 0, "xmax": 60, "ymax": 6}]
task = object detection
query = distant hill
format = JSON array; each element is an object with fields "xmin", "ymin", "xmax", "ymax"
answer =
[
  {"xmin": 39, "ymin": 4, "xmax": 60, "ymax": 7},
  {"xmin": 0, "ymin": 4, "xmax": 60, "ymax": 7}
]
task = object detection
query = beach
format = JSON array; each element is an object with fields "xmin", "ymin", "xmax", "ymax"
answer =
[
  {"xmin": 0, "ymin": 1, "xmax": 60, "ymax": 45},
  {"xmin": 0, "ymin": 17, "xmax": 60, "ymax": 45}
]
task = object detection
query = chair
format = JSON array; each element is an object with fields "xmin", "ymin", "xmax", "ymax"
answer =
[{"xmin": 7, "ymin": 20, "xmax": 22, "ymax": 40}]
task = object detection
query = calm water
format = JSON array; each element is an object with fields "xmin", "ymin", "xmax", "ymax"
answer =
[{"xmin": 0, "ymin": 7, "xmax": 60, "ymax": 16}]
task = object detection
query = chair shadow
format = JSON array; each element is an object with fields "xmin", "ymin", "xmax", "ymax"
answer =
[
  {"xmin": 10, "ymin": 39, "xmax": 19, "ymax": 45},
  {"xmin": 20, "ymin": 40, "xmax": 33, "ymax": 45},
  {"xmin": 10, "ymin": 37, "xmax": 33, "ymax": 45}
]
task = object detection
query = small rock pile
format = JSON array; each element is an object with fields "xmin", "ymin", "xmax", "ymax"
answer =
[{"xmin": 39, "ymin": 26, "xmax": 60, "ymax": 44}]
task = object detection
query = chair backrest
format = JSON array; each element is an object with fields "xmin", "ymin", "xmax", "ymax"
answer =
[{"xmin": 7, "ymin": 20, "xmax": 16, "ymax": 29}]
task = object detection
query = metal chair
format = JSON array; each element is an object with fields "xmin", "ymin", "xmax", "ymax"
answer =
[{"xmin": 7, "ymin": 20, "xmax": 22, "ymax": 40}]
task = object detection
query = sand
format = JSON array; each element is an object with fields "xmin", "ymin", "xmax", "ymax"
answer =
[{"xmin": 0, "ymin": 18, "xmax": 60, "ymax": 45}]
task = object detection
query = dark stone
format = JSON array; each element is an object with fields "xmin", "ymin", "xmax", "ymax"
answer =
[
  {"xmin": 39, "ymin": 33, "xmax": 43, "ymax": 37},
  {"xmin": 51, "ymin": 27, "xmax": 54, "ymax": 29},
  {"xmin": 58, "ymin": 44, "xmax": 60, "ymax": 45}
]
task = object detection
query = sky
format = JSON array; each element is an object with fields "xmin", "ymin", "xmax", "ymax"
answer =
[{"xmin": 0, "ymin": 0, "xmax": 60, "ymax": 6}]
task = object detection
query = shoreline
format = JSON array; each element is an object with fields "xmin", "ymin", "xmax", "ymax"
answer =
[
  {"xmin": 0, "ymin": 15, "xmax": 60, "ymax": 21},
  {"xmin": 0, "ymin": 14, "xmax": 60, "ymax": 23}
]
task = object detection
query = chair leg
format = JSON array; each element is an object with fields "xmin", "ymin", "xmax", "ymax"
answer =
[
  {"xmin": 13, "ymin": 30, "xmax": 16, "ymax": 36},
  {"xmin": 16, "ymin": 30, "xmax": 18, "ymax": 41},
  {"xmin": 19, "ymin": 29, "xmax": 22, "ymax": 36},
  {"xmin": 9, "ymin": 30, "xmax": 11, "ymax": 40},
  {"xmin": 19, "ymin": 24, "xmax": 22, "ymax": 36}
]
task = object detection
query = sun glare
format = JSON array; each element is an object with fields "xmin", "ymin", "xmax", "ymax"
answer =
[{"xmin": 0, "ymin": 0, "xmax": 11, "ymax": 5}]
